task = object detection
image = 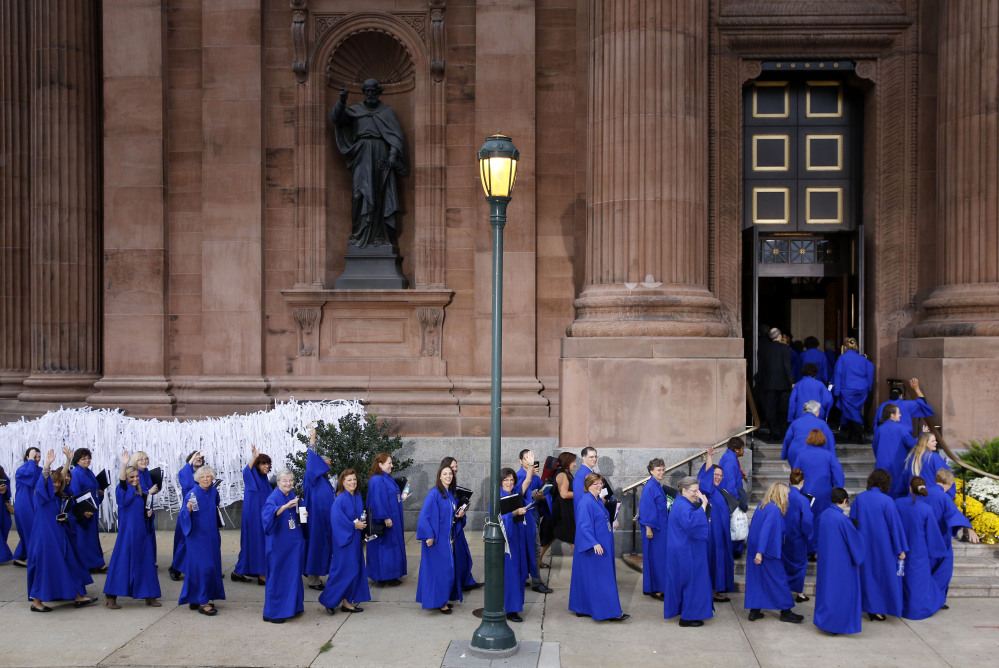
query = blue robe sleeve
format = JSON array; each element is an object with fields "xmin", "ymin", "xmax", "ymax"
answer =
[
  {"xmin": 416, "ymin": 491, "xmax": 440, "ymax": 542},
  {"xmin": 753, "ymin": 505, "xmax": 783, "ymax": 559},
  {"xmin": 179, "ymin": 494, "xmax": 194, "ymax": 537},
  {"xmin": 781, "ymin": 427, "xmax": 793, "ymax": 461},
  {"xmin": 576, "ymin": 496, "xmax": 601, "ymax": 551},
  {"xmin": 923, "ymin": 509, "xmax": 948, "ymax": 560},
  {"xmin": 178, "ymin": 463, "xmax": 195, "ymax": 493},
  {"xmin": 638, "ymin": 484, "xmax": 664, "ymax": 532},
  {"xmin": 331, "ymin": 492, "xmax": 359, "ymax": 548},
  {"xmin": 369, "ymin": 475, "xmax": 389, "ymax": 522},
  {"xmin": 261, "ymin": 489, "xmax": 284, "ymax": 536},
  {"xmin": 35, "ymin": 473, "xmax": 55, "ymax": 502},
  {"xmin": 830, "ymin": 455, "xmax": 845, "ymax": 488},
  {"xmin": 841, "ymin": 515, "xmax": 866, "ymax": 566}
]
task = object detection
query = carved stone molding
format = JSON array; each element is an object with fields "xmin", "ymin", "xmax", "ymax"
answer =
[
  {"xmin": 292, "ymin": 306, "xmax": 322, "ymax": 356},
  {"xmin": 429, "ymin": 0, "xmax": 445, "ymax": 82},
  {"xmin": 740, "ymin": 60, "xmax": 762, "ymax": 84},
  {"xmin": 291, "ymin": 0, "xmax": 309, "ymax": 82},
  {"xmin": 416, "ymin": 306, "xmax": 444, "ymax": 356},
  {"xmin": 854, "ymin": 59, "xmax": 878, "ymax": 83}
]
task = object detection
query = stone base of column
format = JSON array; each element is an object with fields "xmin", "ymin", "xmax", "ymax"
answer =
[
  {"xmin": 17, "ymin": 372, "xmax": 101, "ymax": 404},
  {"xmin": 897, "ymin": 336, "xmax": 999, "ymax": 448},
  {"xmin": 0, "ymin": 372, "xmax": 29, "ymax": 400},
  {"xmin": 169, "ymin": 376, "xmax": 271, "ymax": 418},
  {"xmin": 566, "ymin": 285, "xmax": 731, "ymax": 338},
  {"xmin": 559, "ymin": 337, "xmax": 745, "ymax": 450},
  {"xmin": 912, "ymin": 284, "xmax": 999, "ymax": 338},
  {"xmin": 88, "ymin": 376, "xmax": 175, "ymax": 418}
]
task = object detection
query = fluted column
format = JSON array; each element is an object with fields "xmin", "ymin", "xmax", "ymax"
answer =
[
  {"xmin": 568, "ymin": 0, "xmax": 726, "ymax": 337},
  {"xmin": 915, "ymin": 0, "xmax": 999, "ymax": 337},
  {"xmin": 20, "ymin": 0, "xmax": 103, "ymax": 402}
]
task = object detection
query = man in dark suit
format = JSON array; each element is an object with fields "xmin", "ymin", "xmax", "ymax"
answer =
[{"xmin": 756, "ymin": 327, "xmax": 794, "ymax": 441}]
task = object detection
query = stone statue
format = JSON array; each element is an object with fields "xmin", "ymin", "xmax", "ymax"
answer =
[{"xmin": 331, "ymin": 79, "xmax": 408, "ymax": 248}]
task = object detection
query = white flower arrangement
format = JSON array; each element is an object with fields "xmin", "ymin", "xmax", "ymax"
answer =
[
  {"xmin": 987, "ymin": 497, "xmax": 999, "ymax": 515},
  {"xmin": 966, "ymin": 476, "xmax": 999, "ymax": 505}
]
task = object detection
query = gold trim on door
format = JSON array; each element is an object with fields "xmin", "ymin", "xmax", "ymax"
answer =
[
  {"xmin": 753, "ymin": 81, "xmax": 790, "ymax": 118},
  {"xmin": 805, "ymin": 134, "xmax": 843, "ymax": 171},
  {"xmin": 753, "ymin": 187, "xmax": 791, "ymax": 224},
  {"xmin": 806, "ymin": 81, "xmax": 843, "ymax": 118},
  {"xmin": 805, "ymin": 187, "xmax": 843, "ymax": 224},
  {"xmin": 752, "ymin": 134, "xmax": 790, "ymax": 171}
]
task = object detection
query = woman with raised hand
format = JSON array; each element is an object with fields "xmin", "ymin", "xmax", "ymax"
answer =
[
  {"xmin": 814, "ymin": 488, "xmax": 866, "ymax": 635},
  {"xmin": 104, "ymin": 450, "xmax": 162, "ymax": 609},
  {"xmin": 178, "ymin": 465, "xmax": 225, "ymax": 616},
  {"xmin": 12, "ymin": 447, "xmax": 42, "ymax": 566},
  {"xmin": 169, "ymin": 449, "xmax": 205, "ymax": 581},
  {"xmin": 498, "ymin": 467, "xmax": 529, "ymax": 623},
  {"xmin": 663, "ymin": 476, "xmax": 711, "ymax": 627},
  {"xmin": 850, "ymin": 468, "xmax": 908, "ymax": 621},
  {"xmin": 895, "ymin": 476, "xmax": 947, "ymax": 619},
  {"xmin": 27, "ymin": 447, "xmax": 96, "ymax": 612},
  {"xmin": 782, "ymin": 468, "xmax": 813, "ymax": 605},
  {"xmin": 67, "ymin": 447, "xmax": 105, "ymax": 572},
  {"xmin": 261, "ymin": 469, "xmax": 305, "ymax": 623},
  {"xmin": 441, "ymin": 456, "xmax": 479, "ymax": 591},
  {"xmin": 232, "ymin": 445, "xmax": 271, "ymax": 585},
  {"xmin": 320, "ymin": 468, "xmax": 370, "ymax": 615},
  {"xmin": 415, "ymin": 463, "xmax": 462, "ymax": 614},
  {"xmin": 129, "ymin": 451, "xmax": 160, "ymax": 559},
  {"xmin": 570, "ymin": 473, "xmax": 628, "ymax": 622},
  {"xmin": 745, "ymin": 482, "xmax": 803, "ymax": 624},
  {"xmin": 367, "ymin": 453, "xmax": 407, "ymax": 586},
  {"xmin": 697, "ymin": 447, "xmax": 734, "ymax": 602},
  {"xmin": 639, "ymin": 458, "xmax": 669, "ymax": 600}
]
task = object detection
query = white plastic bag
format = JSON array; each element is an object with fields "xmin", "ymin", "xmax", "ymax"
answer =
[{"xmin": 730, "ymin": 507, "xmax": 749, "ymax": 541}]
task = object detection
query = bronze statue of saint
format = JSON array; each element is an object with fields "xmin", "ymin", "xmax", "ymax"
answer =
[{"xmin": 331, "ymin": 79, "xmax": 408, "ymax": 248}]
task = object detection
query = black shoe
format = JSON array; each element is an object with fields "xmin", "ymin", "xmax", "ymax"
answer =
[
  {"xmin": 198, "ymin": 605, "xmax": 217, "ymax": 616},
  {"xmin": 607, "ymin": 614, "xmax": 630, "ymax": 622},
  {"xmin": 506, "ymin": 613, "xmax": 524, "ymax": 622},
  {"xmin": 575, "ymin": 612, "xmax": 588, "ymax": 618},
  {"xmin": 257, "ymin": 577, "xmax": 266, "ymax": 586},
  {"xmin": 795, "ymin": 594, "xmax": 810, "ymax": 603},
  {"xmin": 189, "ymin": 603, "xmax": 200, "ymax": 610},
  {"xmin": 650, "ymin": 592, "xmax": 665, "ymax": 601},
  {"xmin": 231, "ymin": 572, "xmax": 251, "ymax": 583},
  {"xmin": 439, "ymin": 606, "xmax": 453, "ymax": 615},
  {"xmin": 30, "ymin": 604, "xmax": 52, "ymax": 613},
  {"xmin": 263, "ymin": 616, "xmax": 285, "ymax": 624},
  {"xmin": 868, "ymin": 613, "xmax": 887, "ymax": 622},
  {"xmin": 941, "ymin": 604, "xmax": 950, "ymax": 610},
  {"xmin": 748, "ymin": 609, "xmax": 764, "ymax": 621},
  {"xmin": 324, "ymin": 606, "xmax": 335, "ymax": 615},
  {"xmin": 74, "ymin": 597, "xmax": 98, "ymax": 608},
  {"xmin": 532, "ymin": 583, "xmax": 554, "ymax": 594},
  {"xmin": 169, "ymin": 568, "xmax": 182, "ymax": 581},
  {"xmin": 780, "ymin": 609, "xmax": 804, "ymax": 623},
  {"xmin": 679, "ymin": 619, "xmax": 704, "ymax": 627},
  {"xmin": 464, "ymin": 582, "xmax": 484, "ymax": 591},
  {"xmin": 308, "ymin": 584, "xmax": 325, "ymax": 591},
  {"xmin": 713, "ymin": 596, "xmax": 731, "ymax": 603},
  {"xmin": 808, "ymin": 553, "xmax": 817, "ymax": 562},
  {"xmin": 385, "ymin": 578, "xmax": 402, "ymax": 586},
  {"xmin": 341, "ymin": 604, "xmax": 363, "ymax": 613},
  {"xmin": 13, "ymin": 559, "xmax": 27, "ymax": 568}
]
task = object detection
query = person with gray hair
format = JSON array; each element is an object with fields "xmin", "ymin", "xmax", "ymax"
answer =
[
  {"xmin": 756, "ymin": 326, "xmax": 794, "ymax": 442},
  {"xmin": 781, "ymin": 398, "xmax": 837, "ymax": 467},
  {"xmin": 663, "ymin": 476, "xmax": 713, "ymax": 627},
  {"xmin": 261, "ymin": 469, "xmax": 305, "ymax": 623},
  {"xmin": 178, "ymin": 465, "xmax": 225, "ymax": 616}
]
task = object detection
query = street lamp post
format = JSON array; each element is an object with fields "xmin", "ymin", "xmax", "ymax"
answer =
[{"xmin": 470, "ymin": 134, "xmax": 520, "ymax": 653}]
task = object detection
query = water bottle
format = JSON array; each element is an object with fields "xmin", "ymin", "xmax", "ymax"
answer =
[
  {"xmin": 896, "ymin": 558, "xmax": 905, "ymax": 577},
  {"xmin": 189, "ymin": 491, "xmax": 199, "ymax": 512},
  {"xmin": 401, "ymin": 482, "xmax": 410, "ymax": 500},
  {"xmin": 359, "ymin": 510, "xmax": 367, "ymax": 523}
]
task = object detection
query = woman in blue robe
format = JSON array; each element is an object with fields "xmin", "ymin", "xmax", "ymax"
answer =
[
  {"xmin": 895, "ymin": 477, "xmax": 947, "ymax": 620},
  {"xmin": 796, "ymin": 430, "xmax": 845, "ymax": 554},
  {"xmin": 302, "ymin": 444, "xmax": 335, "ymax": 590},
  {"xmin": 902, "ymin": 433, "xmax": 953, "ymax": 501},
  {"xmin": 12, "ymin": 447, "xmax": 42, "ymax": 564},
  {"xmin": 441, "ymin": 457, "xmax": 479, "ymax": 590},
  {"xmin": 367, "ymin": 453, "xmax": 407, "ymax": 585},
  {"xmin": 1, "ymin": 465, "xmax": 14, "ymax": 563},
  {"xmin": 873, "ymin": 405, "xmax": 919, "ymax": 498},
  {"xmin": 745, "ymin": 482, "xmax": 802, "ymax": 623},
  {"xmin": 177, "ymin": 465, "xmax": 225, "ymax": 615},
  {"xmin": 814, "ymin": 488, "xmax": 866, "ymax": 634},
  {"xmin": 104, "ymin": 451, "xmax": 161, "ymax": 608},
  {"xmin": 169, "ymin": 449, "xmax": 204, "ymax": 580},
  {"xmin": 850, "ymin": 469, "xmax": 908, "ymax": 620},
  {"xmin": 261, "ymin": 469, "xmax": 305, "ymax": 623},
  {"xmin": 67, "ymin": 447, "xmax": 105, "ymax": 571},
  {"xmin": 319, "ymin": 469, "xmax": 370, "ymax": 614},
  {"xmin": 663, "ymin": 476, "xmax": 712, "ymax": 626},
  {"xmin": 926, "ymin": 469, "xmax": 978, "ymax": 603},
  {"xmin": 130, "ymin": 451, "xmax": 159, "ymax": 562},
  {"xmin": 415, "ymin": 463, "xmax": 461, "ymax": 613},
  {"xmin": 27, "ymin": 447, "xmax": 96, "ymax": 611},
  {"xmin": 832, "ymin": 338, "xmax": 874, "ymax": 441},
  {"xmin": 639, "ymin": 458, "xmax": 669, "ymax": 598},
  {"xmin": 232, "ymin": 447, "xmax": 271, "ymax": 584},
  {"xmin": 570, "ymin": 473, "xmax": 627, "ymax": 622},
  {"xmin": 718, "ymin": 437, "xmax": 748, "ymax": 556},
  {"xmin": 498, "ymin": 468, "xmax": 529, "ymax": 622},
  {"xmin": 783, "ymin": 469, "xmax": 813, "ymax": 602},
  {"xmin": 698, "ymin": 452, "xmax": 734, "ymax": 600}
]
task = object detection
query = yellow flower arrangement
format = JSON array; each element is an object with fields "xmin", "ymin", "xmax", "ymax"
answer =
[
  {"xmin": 955, "ymin": 478, "xmax": 964, "ymax": 493},
  {"xmin": 960, "ymin": 495, "xmax": 985, "ymax": 519},
  {"xmin": 971, "ymin": 511, "xmax": 999, "ymax": 536}
]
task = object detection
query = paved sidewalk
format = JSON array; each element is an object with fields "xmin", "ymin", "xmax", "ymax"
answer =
[{"xmin": 1, "ymin": 531, "xmax": 997, "ymax": 667}]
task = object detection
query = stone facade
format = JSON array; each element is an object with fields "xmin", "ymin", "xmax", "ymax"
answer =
[{"xmin": 2, "ymin": 0, "xmax": 998, "ymax": 449}]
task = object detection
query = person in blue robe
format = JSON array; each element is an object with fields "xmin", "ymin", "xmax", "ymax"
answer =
[
  {"xmin": 717, "ymin": 438, "xmax": 748, "ymax": 557},
  {"xmin": 874, "ymin": 377, "xmax": 933, "ymax": 429},
  {"xmin": 302, "ymin": 444, "xmax": 335, "ymax": 591},
  {"xmin": 232, "ymin": 447, "xmax": 271, "ymax": 584},
  {"xmin": 926, "ymin": 469, "xmax": 979, "ymax": 604},
  {"xmin": 662, "ymin": 476, "xmax": 713, "ymax": 626},
  {"xmin": 441, "ymin": 457, "xmax": 479, "ymax": 590},
  {"xmin": 515, "ymin": 449, "xmax": 553, "ymax": 594},
  {"xmin": 415, "ymin": 463, "xmax": 461, "ymax": 613},
  {"xmin": 902, "ymin": 433, "xmax": 953, "ymax": 501},
  {"xmin": 813, "ymin": 488, "xmax": 866, "ymax": 634},
  {"xmin": 698, "ymin": 452, "xmax": 734, "ymax": 600},
  {"xmin": 27, "ymin": 447, "xmax": 96, "ymax": 611},
  {"xmin": 367, "ymin": 453, "xmax": 407, "ymax": 584},
  {"xmin": 67, "ymin": 447, "xmax": 105, "ymax": 571},
  {"xmin": 639, "ymin": 458, "xmax": 669, "ymax": 598},
  {"xmin": 781, "ymin": 404, "xmax": 836, "ymax": 466},
  {"xmin": 131, "ymin": 451, "xmax": 160, "ymax": 565},
  {"xmin": 798, "ymin": 337, "xmax": 831, "ymax": 384},
  {"xmin": 850, "ymin": 469, "xmax": 908, "ymax": 620},
  {"xmin": 498, "ymin": 468, "xmax": 530, "ymax": 622},
  {"xmin": 895, "ymin": 477, "xmax": 947, "ymax": 620},
  {"xmin": 796, "ymin": 432, "xmax": 846, "ymax": 554},
  {"xmin": 572, "ymin": 447, "xmax": 597, "ymax": 512},
  {"xmin": 0, "ymin": 466, "xmax": 13, "ymax": 563},
  {"xmin": 787, "ymin": 365, "xmax": 833, "ymax": 421},
  {"xmin": 570, "ymin": 473, "xmax": 628, "ymax": 622},
  {"xmin": 319, "ymin": 469, "xmax": 371, "ymax": 615},
  {"xmin": 745, "ymin": 482, "xmax": 802, "ymax": 623},
  {"xmin": 783, "ymin": 469, "xmax": 813, "ymax": 602},
  {"xmin": 873, "ymin": 405, "xmax": 920, "ymax": 498},
  {"xmin": 261, "ymin": 469, "xmax": 305, "ymax": 623},
  {"xmin": 177, "ymin": 465, "xmax": 225, "ymax": 615},
  {"xmin": 824, "ymin": 340, "xmax": 838, "ymax": 372},
  {"xmin": 104, "ymin": 451, "xmax": 161, "ymax": 608},
  {"xmin": 832, "ymin": 339, "xmax": 874, "ymax": 442},
  {"xmin": 169, "ymin": 450, "xmax": 204, "ymax": 580},
  {"xmin": 12, "ymin": 447, "xmax": 42, "ymax": 564}
]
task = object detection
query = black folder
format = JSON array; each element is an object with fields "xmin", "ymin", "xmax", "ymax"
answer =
[
  {"xmin": 394, "ymin": 476, "xmax": 408, "ymax": 493},
  {"xmin": 95, "ymin": 469, "xmax": 111, "ymax": 491},
  {"xmin": 500, "ymin": 494, "xmax": 526, "ymax": 522},
  {"xmin": 148, "ymin": 467, "xmax": 163, "ymax": 489},
  {"xmin": 454, "ymin": 485, "xmax": 473, "ymax": 507}
]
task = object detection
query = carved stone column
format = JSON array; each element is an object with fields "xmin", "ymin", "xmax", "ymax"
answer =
[{"xmin": 19, "ymin": 0, "xmax": 103, "ymax": 403}]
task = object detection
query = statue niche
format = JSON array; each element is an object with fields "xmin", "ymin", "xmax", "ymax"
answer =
[{"xmin": 326, "ymin": 32, "xmax": 415, "ymax": 289}]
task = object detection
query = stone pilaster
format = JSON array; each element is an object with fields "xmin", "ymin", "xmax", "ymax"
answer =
[{"xmin": 19, "ymin": 0, "xmax": 103, "ymax": 403}]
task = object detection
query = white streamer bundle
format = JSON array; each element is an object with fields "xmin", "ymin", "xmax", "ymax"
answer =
[{"xmin": 0, "ymin": 399, "xmax": 364, "ymax": 530}]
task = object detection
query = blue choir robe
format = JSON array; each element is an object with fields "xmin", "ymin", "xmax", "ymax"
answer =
[
  {"xmin": 814, "ymin": 507, "xmax": 866, "ymax": 634},
  {"xmin": 782, "ymin": 486, "xmax": 813, "ymax": 593},
  {"xmin": 302, "ymin": 450, "xmax": 335, "ymax": 577},
  {"xmin": 925, "ymin": 484, "xmax": 970, "ymax": 599},
  {"xmin": 319, "ymin": 490, "xmax": 370, "ymax": 609},
  {"xmin": 516, "ymin": 467, "xmax": 545, "ymax": 580},
  {"xmin": 261, "ymin": 487, "xmax": 305, "ymax": 620},
  {"xmin": 638, "ymin": 481, "xmax": 669, "ymax": 595},
  {"xmin": 415, "ymin": 487, "xmax": 461, "ymax": 609},
  {"xmin": 797, "ymin": 446, "xmax": 846, "ymax": 553},
  {"xmin": 12, "ymin": 459, "xmax": 41, "ymax": 561},
  {"xmin": 663, "ymin": 495, "xmax": 713, "ymax": 621},
  {"xmin": 452, "ymin": 504, "xmax": 478, "ymax": 588},
  {"xmin": 787, "ymin": 375, "xmax": 834, "ymax": 422},
  {"xmin": 718, "ymin": 450, "xmax": 746, "ymax": 552},
  {"xmin": 572, "ymin": 464, "xmax": 593, "ymax": 513},
  {"xmin": 234, "ymin": 464, "xmax": 270, "ymax": 577},
  {"xmin": 744, "ymin": 502, "xmax": 793, "ymax": 611},
  {"xmin": 27, "ymin": 475, "xmax": 93, "ymax": 601},
  {"xmin": 781, "ymin": 413, "xmax": 837, "ymax": 466},
  {"xmin": 873, "ymin": 420, "xmax": 918, "ymax": 498},
  {"xmin": 367, "ymin": 471, "xmax": 407, "ymax": 581},
  {"xmin": 850, "ymin": 487, "xmax": 908, "ymax": 617},
  {"xmin": 1, "ymin": 479, "xmax": 13, "ymax": 562},
  {"xmin": 177, "ymin": 485, "xmax": 225, "ymax": 605},
  {"xmin": 798, "ymin": 347, "xmax": 831, "ymax": 385},
  {"xmin": 698, "ymin": 467, "xmax": 734, "ymax": 593},
  {"xmin": 137, "ymin": 468, "xmax": 157, "ymax": 559},
  {"xmin": 875, "ymin": 397, "xmax": 933, "ymax": 429},
  {"xmin": 895, "ymin": 494, "xmax": 947, "ymax": 619},
  {"xmin": 170, "ymin": 462, "xmax": 197, "ymax": 572},
  {"xmin": 569, "ymin": 492, "xmax": 622, "ymax": 620},
  {"xmin": 832, "ymin": 350, "xmax": 874, "ymax": 424},
  {"xmin": 67, "ymin": 465, "xmax": 104, "ymax": 569},
  {"xmin": 499, "ymin": 489, "xmax": 529, "ymax": 614},
  {"xmin": 104, "ymin": 481, "xmax": 161, "ymax": 599},
  {"xmin": 901, "ymin": 452, "xmax": 952, "ymax": 502},
  {"xmin": 790, "ymin": 347, "xmax": 801, "ymax": 380}
]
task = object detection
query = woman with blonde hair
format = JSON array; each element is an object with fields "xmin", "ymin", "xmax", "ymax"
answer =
[
  {"xmin": 902, "ymin": 433, "xmax": 951, "ymax": 500},
  {"xmin": 745, "ymin": 482, "xmax": 803, "ymax": 623}
]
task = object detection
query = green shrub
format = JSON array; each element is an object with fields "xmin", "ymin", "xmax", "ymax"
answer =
[{"xmin": 953, "ymin": 436, "xmax": 999, "ymax": 480}]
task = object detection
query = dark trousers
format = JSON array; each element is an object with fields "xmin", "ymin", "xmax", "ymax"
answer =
[{"xmin": 762, "ymin": 389, "xmax": 789, "ymax": 439}]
